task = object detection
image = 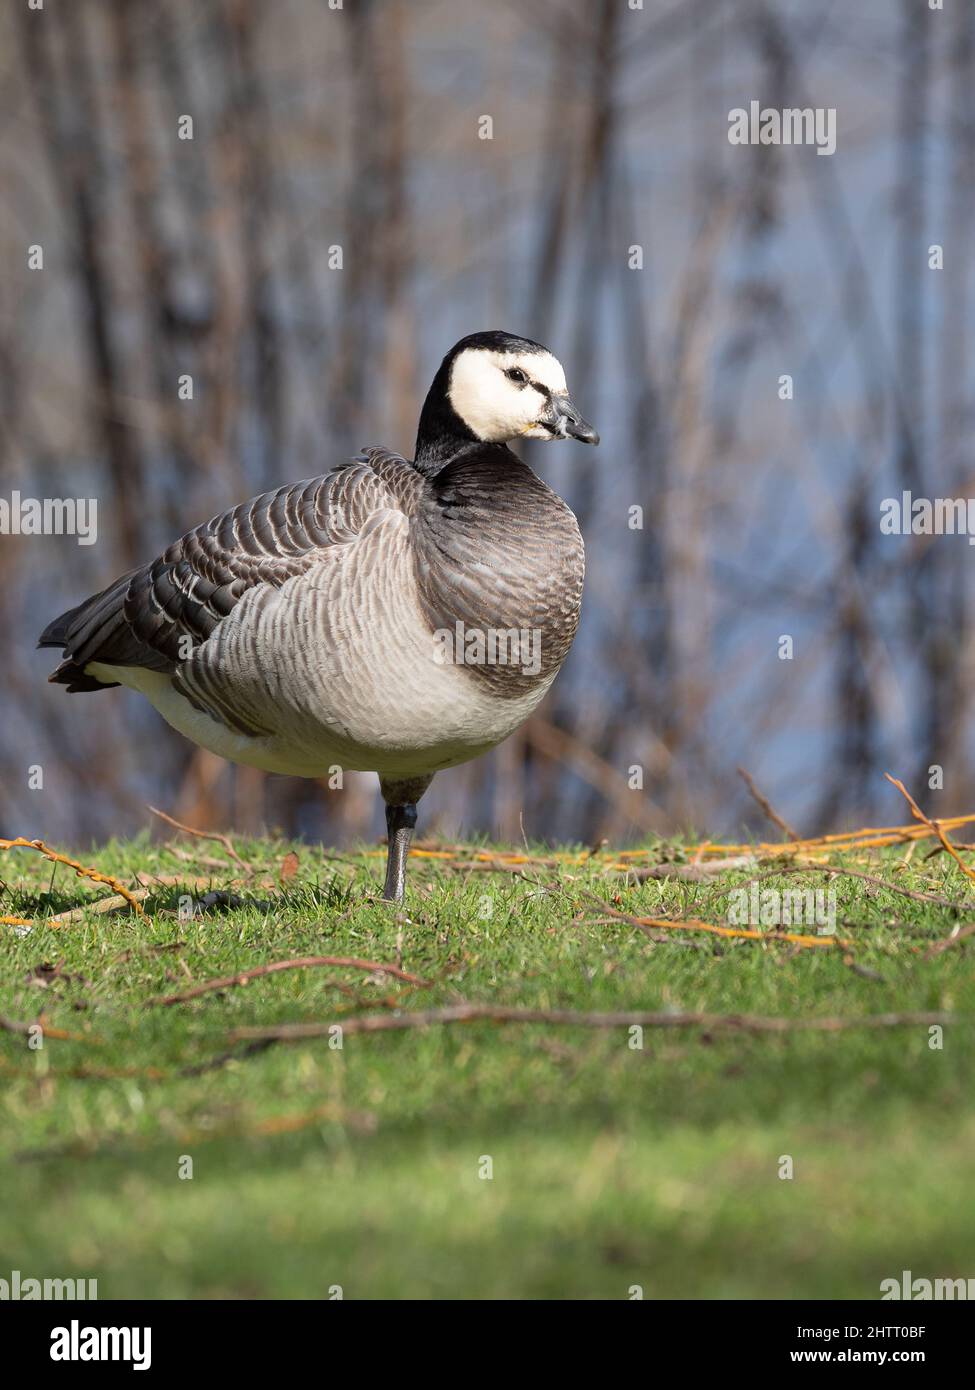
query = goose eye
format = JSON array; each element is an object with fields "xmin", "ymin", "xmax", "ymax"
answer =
[{"xmin": 504, "ymin": 367, "xmax": 528, "ymax": 385}]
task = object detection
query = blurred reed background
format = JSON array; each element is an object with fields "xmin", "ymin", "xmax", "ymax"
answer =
[{"xmin": 1, "ymin": 0, "xmax": 973, "ymax": 849}]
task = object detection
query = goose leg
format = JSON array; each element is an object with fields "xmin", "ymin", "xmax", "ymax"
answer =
[
  {"xmin": 378, "ymin": 775, "xmax": 433, "ymax": 903},
  {"xmin": 382, "ymin": 802, "xmax": 417, "ymax": 902}
]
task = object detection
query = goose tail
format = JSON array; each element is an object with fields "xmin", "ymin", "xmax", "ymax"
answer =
[{"xmin": 38, "ymin": 571, "xmax": 142, "ymax": 692}]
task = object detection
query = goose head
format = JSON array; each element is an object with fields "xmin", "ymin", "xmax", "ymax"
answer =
[{"xmin": 414, "ymin": 330, "xmax": 599, "ymax": 471}]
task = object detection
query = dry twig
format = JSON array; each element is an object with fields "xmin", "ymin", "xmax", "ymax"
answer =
[
  {"xmin": 582, "ymin": 892, "xmax": 848, "ymax": 950},
  {"xmin": 884, "ymin": 775, "xmax": 975, "ymax": 884},
  {"xmin": 0, "ymin": 838, "xmax": 144, "ymax": 922},
  {"xmin": 923, "ymin": 923, "xmax": 975, "ymax": 960},
  {"xmin": 229, "ymin": 1004, "xmax": 959, "ymax": 1046},
  {"xmin": 147, "ymin": 805, "xmax": 246, "ymax": 866},
  {"xmin": 149, "ymin": 954, "xmax": 429, "ymax": 1006},
  {"xmin": 736, "ymin": 766, "xmax": 800, "ymax": 840}
]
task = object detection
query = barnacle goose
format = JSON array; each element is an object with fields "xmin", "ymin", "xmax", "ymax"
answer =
[{"xmin": 39, "ymin": 331, "xmax": 599, "ymax": 900}]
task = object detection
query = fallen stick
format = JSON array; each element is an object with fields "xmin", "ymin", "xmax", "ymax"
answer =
[
  {"xmin": 884, "ymin": 775, "xmax": 975, "ymax": 884},
  {"xmin": 229, "ymin": 1005, "xmax": 960, "ymax": 1046},
  {"xmin": 736, "ymin": 766, "xmax": 800, "ymax": 840},
  {"xmin": 924, "ymin": 923, "xmax": 975, "ymax": 960},
  {"xmin": 135, "ymin": 872, "xmax": 218, "ymax": 889},
  {"xmin": 166, "ymin": 845, "xmax": 268, "ymax": 873},
  {"xmin": 147, "ymin": 805, "xmax": 245, "ymax": 867},
  {"xmin": 149, "ymin": 954, "xmax": 430, "ymax": 1006},
  {"xmin": 47, "ymin": 889, "xmax": 150, "ymax": 925},
  {"xmin": 582, "ymin": 892, "xmax": 849, "ymax": 949},
  {"xmin": 0, "ymin": 838, "xmax": 143, "ymax": 920},
  {"xmin": 625, "ymin": 855, "xmax": 758, "ymax": 882},
  {"xmin": 693, "ymin": 810, "xmax": 975, "ymax": 860}
]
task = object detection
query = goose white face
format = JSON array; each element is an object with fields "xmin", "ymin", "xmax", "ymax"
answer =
[{"xmin": 448, "ymin": 347, "xmax": 571, "ymax": 443}]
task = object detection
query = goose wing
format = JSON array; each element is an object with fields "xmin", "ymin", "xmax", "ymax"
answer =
[{"xmin": 39, "ymin": 451, "xmax": 418, "ymax": 718}]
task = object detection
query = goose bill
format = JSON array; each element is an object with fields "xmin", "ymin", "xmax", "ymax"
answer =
[{"xmin": 540, "ymin": 395, "xmax": 599, "ymax": 445}]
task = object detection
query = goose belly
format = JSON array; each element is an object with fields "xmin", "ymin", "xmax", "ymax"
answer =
[
  {"xmin": 86, "ymin": 633, "xmax": 555, "ymax": 780},
  {"xmin": 86, "ymin": 513, "xmax": 571, "ymax": 779}
]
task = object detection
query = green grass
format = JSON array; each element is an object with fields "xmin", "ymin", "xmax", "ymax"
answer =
[{"xmin": 1, "ymin": 831, "xmax": 973, "ymax": 1299}]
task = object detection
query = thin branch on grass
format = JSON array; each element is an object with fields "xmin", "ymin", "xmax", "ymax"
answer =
[
  {"xmin": 47, "ymin": 889, "xmax": 150, "ymax": 925},
  {"xmin": 736, "ymin": 766, "xmax": 800, "ymax": 840},
  {"xmin": 843, "ymin": 959, "xmax": 886, "ymax": 982},
  {"xmin": 0, "ymin": 838, "xmax": 143, "ymax": 920},
  {"xmin": 147, "ymin": 805, "xmax": 246, "ymax": 867},
  {"xmin": 133, "ymin": 872, "xmax": 254, "ymax": 897},
  {"xmin": 228, "ymin": 1004, "xmax": 960, "ymax": 1046},
  {"xmin": 625, "ymin": 854, "xmax": 758, "ymax": 883},
  {"xmin": 581, "ymin": 892, "xmax": 849, "ymax": 949},
  {"xmin": 924, "ymin": 841, "xmax": 975, "ymax": 858},
  {"xmin": 884, "ymin": 774, "xmax": 975, "ymax": 883},
  {"xmin": 579, "ymin": 891, "xmax": 705, "ymax": 945},
  {"xmin": 693, "ymin": 810, "xmax": 975, "ymax": 860},
  {"xmin": 149, "ymin": 954, "xmax": 430, "ymax": 1006},
  {"xmin": 923, "ymin": 922, "xmax": 975, "ymax": 959},
  {"xmin": 166, "ymin": 845, "xmax": 268, "ymax": 873},
  {"xmin": 175, "ymin": 1038, "xmax": 278, "ymax": 1076}
]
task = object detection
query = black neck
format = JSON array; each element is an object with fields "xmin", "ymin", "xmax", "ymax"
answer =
[{"xmin": 413, "ymin": 360, "xmax": 480, "ymax": 476}]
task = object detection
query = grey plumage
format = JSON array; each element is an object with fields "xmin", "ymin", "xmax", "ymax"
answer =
[{"xmin": 39, "ymin": 331, "xmax": 597, "ymax": 899}]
